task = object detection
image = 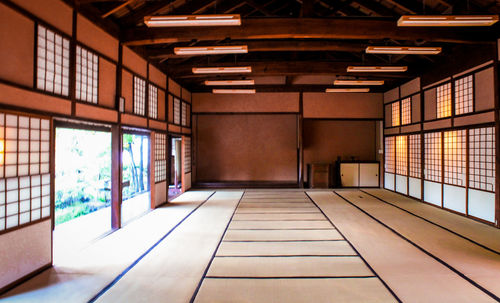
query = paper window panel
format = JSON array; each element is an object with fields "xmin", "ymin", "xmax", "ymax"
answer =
[
  {"xmin": 154, "ymin": 133, "xmax": 167, "ymax": 183},
  {"xmin": 437, "ymin": 83, "xmax": 452, "ymax": 119},
  {"xmin": 133, "ymin": 76, "xmax": 147, "ymax": 116},
  {"xmin": 173, "ymin": 98, "xmax": 181, "ymax": 125},
  {"xmin": 409, "ymin": 134, "xmax": 421, "ymax": 178},
  {"xmin": 385, "ymin": 137, "xmax": 395, "ymax": 174},
  {"xmin": 396, "ymin": 136, "xmax": 408, "ymax": 176},
  {"xmin": 36, "ymin": 25, "xmax": 70, "ymax": 96},
  {"xmin": 469, "ymin": 127, "xmax": 495, "ymax": 192},
  {"xmin": 148, "ymin": 85, "xmax": 158, "ymax": 119},
  {"xmin": 0, "ymin": 112, "xmax": 51, "ymax": 232},
  {"xmin": 76, "ymin": 46, "xmax": 99, "ymax": 104},
  {"xmin": 424, "ymin": 132, "xmax": 442, "ymax": 182},
  {"xmin": 181, "ymin": 102, "xmax": 187, "ymax": 126},
  {"xmin": 454, "ymin": 75, "xmax": 473, "ymax": 115},
  {"xmin": 184, "ymin": 137, "xmax": 192, "ymax": 173},
  {"xmin": 444, "ymin": 130, "xmax": 466, "ymax": 186},
  {"xmin": 392, "ymin": 102, "xmax": 400, "ymax": 126},
  {"xmin": 401, "ymin": 98, "xmax": 411, "ymax": 125}
]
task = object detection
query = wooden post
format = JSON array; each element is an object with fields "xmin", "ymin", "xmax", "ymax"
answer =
[{"xmin": 111, "ymin": 119, "xmax": 122, "ymax": 229}]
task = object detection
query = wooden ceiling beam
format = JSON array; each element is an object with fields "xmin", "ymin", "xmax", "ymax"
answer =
[
  {"xmin": 146, "ymin": 40, "xmax": 367, "ymax": 60},
  {"xmin": 120, "ymin": 0, "xmax": 176, "ymax": 25},
  {"xmin": 164, "ymin": 61, "xmax": 415, "ymax": 78},
  {"xmin": 122, "ymin": 18, "xmax": 496, "ymax": 46}
]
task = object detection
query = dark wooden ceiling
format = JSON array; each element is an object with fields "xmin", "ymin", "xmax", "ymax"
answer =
[{"xmin": 72, "ymin": 0, "xmax": 500, "ymax": 92}]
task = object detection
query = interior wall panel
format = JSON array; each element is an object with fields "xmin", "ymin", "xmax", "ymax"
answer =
[
  {"xmin": 400, "ymin": 77, "xmax": 420, "ymax": 98},
  {"xmin": 169, "ymin": 79, "xmax": 181, "ymax": 97},
  {"xmin": 196, "ymin": 114, "xmax": 297, "ymax": 182},
  {"xmin": 384, "ymin": 87, "xmax": 399, "ymax": 104},
  {"xmin": 121, "ymin": 70, "xmax": 133, "ymax": 113},
  {"xmin": 77, "ymin": 14, "xmax": 118, "ymax": 61},
  {"xmin": 98, "ymin": 58, "xmax": 116, "ymax": 109},
  {"xmin": 0, "ymin": 3, "xmax": 34, "ymax": 87},
  {"xmin": 303, "ymin": 93, "xmax": 383, "ymax": 119},
  {"xmin": 148, "ymin": 65, "xmax": 166, "ymax": 89},
  {"xmin": 155, "ymin": 181, "xmax": 167, "ymax": 207},
  {"xmin": 411, "ymin": 94, "xmax": 421, "ymax": 123},
  {"xmin": 10, "ymin": 0, "xmax": 72, "ymax": 35},
  {"xmin": 122, "ymin": 46, "xmax": 147, "ymax": 78},
  {"xmin": 192, "ymin": 93, "xmax": 299, "ymax": 113},
  {"xmin": 474, "ymin": 67, "xmax": 495, "ymax": 111},
  {"xmin": 424, "ymin": 88, "xmax": 437, "ymax": 121}
]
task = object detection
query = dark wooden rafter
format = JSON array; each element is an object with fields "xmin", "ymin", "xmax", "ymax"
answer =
[
  {"xmin": 122, "ymin": 18, "xmax": 498, "ymax": 46},
  {"xmin": 351, "ymin": 0, "xmax": 399, "ymax": 16}
]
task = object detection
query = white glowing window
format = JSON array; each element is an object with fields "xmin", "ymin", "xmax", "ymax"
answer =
[
  {"xmin": 134, "ymin": 76, "xmax": 146, "ymax": 116},
  {"xmin": 37, "ymin": 25, "xmax": 70, "ymax": 96},
  {"xmin": 149, "ymin": 85, "xmax": 158, "ymax": 119},
  {"xmin": 181, "ymin": 102, "xmax": 187, "ymax": 126},
  {"xmin": 401, "ymin": 98, "xmax": 411, "ymax": 125},
  {"xmin": 437, "ymin": 83, "xmax": 452, "ymax": 119},
  {"xmin": 385, "ymin": 137, "xmax": 395, "ymax": 174},
  {"xmin": 469, "ymin": 127, "xmax": 495, "ymax": 192},
  {"xmin": 155, "ymin": 133, "xmax": 166, "ymax": 183},
  {"xmin": 454, "ymin": 75, "xmax": 473, "ymax": 115},
  {"xmin": 409, "ymin": 134, "xmax": 421, "ymax": 178},
  {"xmin": 396, "ymin": 136, "xmax": 407, "ymax": 176},
  {"xmin": 173, "ymin": 98, "xmax": 181, "ymax": 125},
  {"xmin": 444, "ymin": 130, "xmax": 466, "ymax": 186},
  {"xmin": 424, "ymin": 132, "xmax": 442, "ymax": 182},
  {"xmin": 392, "ymin": 102, "xmax": 400, "ymax": 126}
]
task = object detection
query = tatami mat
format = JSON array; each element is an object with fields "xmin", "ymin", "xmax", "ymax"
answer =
[
  {"xmin": 308, "ymin": 191, "xmax": 498, "ymax": 303},
  {"xmin": 235, "ymin": 207, "xmax": 319, "ymax": 213},
  {"xmin": 194, "ymin": 278, "xmax": 398, "ymax": 303},
  {"xmin": 223, "ymin": 229, "xmax": 343, "ymax": 241},
  {"xmin": 337, "ymin": 190, "xmax": 500, "ymax": 299},
  {"xmin": 238, "ymin": 202, "xmax": 313, "ymax": 208},
  {"xmin": 229, "ymin": 220, "xmax": 334, "ymax": 230},
  {"xmin": 232, "ymin": 213, "xmax": 325, "ymax": 221},
  {"xmin": 363, "ymin": 188, "xmax": 500, "ymax": 253},
  {"xmin": 216, "ymin": 240, "xmax": 355, "ymax": 256},
  {"xmin": 207, "ymin": 256, "xmax": 372, "ymax": 277}
]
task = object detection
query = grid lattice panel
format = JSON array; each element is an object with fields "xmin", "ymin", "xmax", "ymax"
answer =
[
  {"xmin": 133, "ymin": 77, "xmax": 146, "ymax": 116},
  {"xmin": 148, "ymin": 85, "xmax": 158, "ymax": 119},
  {"xmin": 437, "ymin": 83, "xmax": 452, "ymax": 119},
  {"xmin": 76, "ymin": 46, "xmax": 98, "ymax": 104},
  {"xmin": 469, "ymin": 127, "xmax": 495, "ymax": 192},
  {"xmin": 424, "ymin": 132, "xmax": 442, "ymax": 182},
  {"xmin": 187, "ymin": 104, "xmax": 191, "ymax": 127},
  {"xmin": 36, "ymin": 25, "xmax": 70, "ymax": 96},
  {"xmin": 184, "ymin": 137, "xmax": 191, "ymax": 173},
  {"xmin": 392, "ymin": 102, "xmax": 400, "ymax": 126},
  {"xmin": 409, "ymin": 134, "xmax": 421, "ymax": 178},
  {"xmin": 173, "ymin": 98, "xmax": 181, "ymax": 125},
  {"xmin": 154, "ymin": 133, "xmax": 166, "ymax": 183},
  {"xmin": 455, "ymin": 75, "xmax": 473, "ymax": 115},
  {"xmin": 444, "ymin": 130, "xmax": 466, "ymax": 186},
  {"xmin": 0, "ymin": 112, "xmax": 51, "ymax": 232},
  {"xmin": 401, "ymin": 98, "xmax": 411, "ymax": 125},
  {"xmin": 181, "ymin": 102, "xmax": 187, "ymax": 126},
  {"xmin": 396, "ymin": 136, "xmax": 408, "ymax": 176},
  {"xmin": 385, "ymin": 137, "xmax": 395, "ymax": 174}
]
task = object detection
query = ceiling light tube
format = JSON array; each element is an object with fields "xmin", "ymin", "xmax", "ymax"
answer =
[
  {"xmin": 347, "ymin": 66, "xmax": 407, "ymax": 72},
  {"xmin": 174, "ymin": 45, "xmax": 248, "ymax": 55},
  {"xmin": 205, "ymin": 80, "xmax": 255, "ymax": 86},
  {"xmin": 213, "ymin": 89, "xmax": 256, "ymax": 94},
  {"xmin": 325, "ymin": 88, "xmax": 370, "ymax": 93},
  {"xmin": 366, "ymin": 46, "xmax": 442, "ymax": 55},
  {"xmin": 192, "ymin": 66, "xmax": 252, "ymax": 74},
  {"xmin": 398, "ymin": 15, "xmax": 498, "ymax": 27},
  {"xmin": 144, "ymin": 14, "xmax": 241, "ymax": 27},
  {"xmin": 334, "ymin": 80, "xmax": 384, "ymax": 86}
]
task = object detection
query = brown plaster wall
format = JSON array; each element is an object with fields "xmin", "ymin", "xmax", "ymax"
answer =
[
  {"xmin": 303, "ymin": 93, "xmax": 383, "ymax": 119},
  {"xmin": 192, "ymin": 93, "xmax": 299, "ymax": 113},
  {"xmin": 98, "ymin": 58, "xmax": 116, "ymax": 109}
]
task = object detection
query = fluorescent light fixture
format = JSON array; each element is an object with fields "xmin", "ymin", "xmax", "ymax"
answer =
[
  {"xmin": 366, "ymin": 46, "xmax": 442, "ymax": 55},
  {"xmin": 347, "ymin": 66, "xmax": 407, "ymax": 72},
  {"xmin": 144, "ymin": 14, "xmax": 241, "ymax": 27},
  {"xmin": 325, "ymin": 88, "xmax": 370, "ymax": 93},
  {"xmin": 192, "ymin": 66, "xmax": 252, "ymax": 74},
  {"xmin": 398, "ymin": 15, "xmax": 498, "ymax": 27},
  {"xmin": 205, "ymin": 80, "xmax": 255, "ymax": 86},
  {"xmin": 334, "ymin": 80, "xmax": 384, "ymax": 86},
  {"xmin": 212, "ymin": 89, "xmax": 256, "ymax": 94},
  {"xmin": 174, "ymin": 45, "xmax": 248, "ymax": 55}
]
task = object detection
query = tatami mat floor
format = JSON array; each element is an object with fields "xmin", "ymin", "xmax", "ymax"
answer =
[{"xmin": 1, "ymin": 189, "xmax": 499, "ymax": 302}]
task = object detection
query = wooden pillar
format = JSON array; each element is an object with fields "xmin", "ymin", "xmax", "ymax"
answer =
[
  {"xmin": 494, "ymin": 51, "xmax": 500, "ymax": 227},
  {"xmin": 298, "ymin": 92, "xmax": 304, "ymax": 188},
  {"xmin": 150, "ymin": 131, "xmax": 156, "ymax": 209},
  {"xmin": 111, "ymin": 124, "xmax": 122, "ymax": 229}
]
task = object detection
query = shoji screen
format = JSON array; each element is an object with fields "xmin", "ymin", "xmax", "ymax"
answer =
[
  {"xmin": 468, "ymin": 127, "xmax": 495, "ymax": 222},
  {"xmin": 395, "ymin": 135, "xmax": 408, "ymax": 194},
  {"xmin": 443, "ymin": 130, "xmax": 467, "ymax": 214},
  {"xmin": 384, "ymin": 136, "xmax": 395, "ymax": 190},
  {"xmin": 408, "ymin": 134, "xmax": 421, "ymax": 199},
  {"xmin": 424, "ymin": 132, "xmax": 442, "ymax": 206}
]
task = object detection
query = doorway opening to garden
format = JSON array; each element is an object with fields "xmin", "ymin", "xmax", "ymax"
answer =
[
  {"xmin": 121, "ymin": 132, "xmax": 151, "ymax": 225},
  {"xmin": 54, "ymin": 125, "xmax": 112, "ymax": 263},
  {"xmin": 169, "ymin": 136, "xmax": 182, "ymax": 200}
]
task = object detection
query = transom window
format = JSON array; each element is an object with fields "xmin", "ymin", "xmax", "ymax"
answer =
[
  {"xmin": 392, "ymin": 102, "xmax": 400, "ymax": 127},
  {"xmin": 76, "ymin": 46, "xmax": 99, "ymax": 104},
  {"xmin": 436, "ymin": 83, "xmax": 452, "ymax": 119},
  {"xmin": 133, "ymin": 76, "xmax": 146, "ymax": 116},
  {"xmin": 154, "ymin": 133, "xmax": 166, "ymax": 183},
  {"xmin": 454, "ymin": 75, "xmax": 473, "ymax": 115},
  {"xmin": 401, "ymin": 98, "xmax": 411, "ymax": 125},
  {"xmin": 148, "ymin": 85, "xmax": 158, "ymax": 119},
  {"xmin": 36, "ymin": 25, "xmax": 70, "ymax": 96}
]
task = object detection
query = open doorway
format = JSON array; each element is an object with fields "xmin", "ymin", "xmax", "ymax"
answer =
[
  {"xmin": 121, "ymin": 132, "xmax": 150, "ymax": 225},
  {"xmin": 54, "ymin": 126, "xmax": 111, "ymax": 262},
  {"xmin": 169, "ymin": 136, "xmax": 182, "ymax": 200}
]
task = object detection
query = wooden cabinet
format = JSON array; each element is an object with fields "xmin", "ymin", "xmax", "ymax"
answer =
[{"xmin": 340, "ymin": 162, "xmax": 379, "ymax": 187}]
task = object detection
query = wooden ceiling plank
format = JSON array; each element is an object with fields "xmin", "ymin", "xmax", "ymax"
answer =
[{"xmin": 101, "ymin": 0, "xmax": 136, "ymax": 18}]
